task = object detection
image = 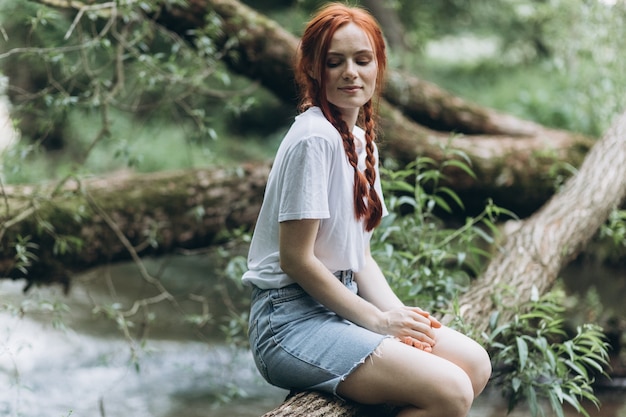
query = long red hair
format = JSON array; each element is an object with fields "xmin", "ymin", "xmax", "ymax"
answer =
[{"xmin": 295, "ymin": 3, "xmax": 386, "ymax": 231}]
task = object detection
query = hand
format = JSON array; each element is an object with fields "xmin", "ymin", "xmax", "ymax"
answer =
[
  {"xmin": 378, "ymin": 306, "xmax": 440, "ymax": 349},
  {"xmin": 396, "ymin": 308, "xmax": 442, "ymax": 353}
]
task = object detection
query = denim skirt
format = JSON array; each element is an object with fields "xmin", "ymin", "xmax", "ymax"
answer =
[{"xmin": 248, "ymin": 270, "xmax": 387, "ymax": 396}]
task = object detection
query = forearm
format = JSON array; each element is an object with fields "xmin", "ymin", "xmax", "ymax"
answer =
[
  {"xmin": 355, "ymin": 252, "xmax": 404, "ymax": 311},
  {"xmin": 282, "ymin": 254, "xmax": 387, "ymax": 333},
  {"xmin": 279, "ymin": 219, "xmax": 386, "ymax": 333}
]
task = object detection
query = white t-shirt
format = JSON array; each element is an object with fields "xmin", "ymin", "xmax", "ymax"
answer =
[{"xmin": 241, "ymin": 107, "xmax": 387, "ymax": 289}]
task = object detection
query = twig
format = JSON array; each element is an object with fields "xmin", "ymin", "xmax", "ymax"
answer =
[
  {"xmin": 0, "ymin": 205, "xmax": 37, "ymax": 243},
  {"xmin": 122, "ymin": 291, "xmax": 172, "ymax": 318},
  {"xmin": 0, "ymin": 175, "xmax": 9, "ymax": 217},
  {"xmin": 83, "ymin": 190, "xmax": 172, "ymax": 296},
  {"xmin": 0, "ymin": 23, "xmax": 8, "ymax": 42}
]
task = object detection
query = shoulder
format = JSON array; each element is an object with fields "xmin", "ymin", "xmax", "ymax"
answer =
[{"xmin": 284, "ymin": 107, "xmax": 342, "ymax": 150}]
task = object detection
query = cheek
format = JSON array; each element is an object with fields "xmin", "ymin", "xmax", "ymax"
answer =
[
  {"xmin": 364, "ymin": 66, "xmax": 378, "ymax": 84},
  {"xmin": 325, "ymin": 67, "xmax": 340, "ymax": 83}
]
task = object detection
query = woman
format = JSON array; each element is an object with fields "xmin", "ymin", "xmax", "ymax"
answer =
[{"xmin": 242, "ymin": 3, "xmax": 491, "ymax": 416}]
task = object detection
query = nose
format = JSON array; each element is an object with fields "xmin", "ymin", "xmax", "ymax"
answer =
[{"xmin": 342, "ymin": 60, "xmax": 357, "ymax": 79}]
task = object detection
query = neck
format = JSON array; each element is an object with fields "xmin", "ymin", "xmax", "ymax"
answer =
[{"xmin": 337, "ymin": 107, "xmax": 359, "ymax": 131}]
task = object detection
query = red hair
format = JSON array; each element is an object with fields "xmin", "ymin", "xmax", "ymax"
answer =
[{"xmin": 295, "ymin": 3, "xmax": 386, "ymax": 231}]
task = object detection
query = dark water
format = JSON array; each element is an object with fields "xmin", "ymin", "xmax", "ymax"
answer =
[{"xmin": 0, "ymin": 254, "xmax": 624, "ymax": 417}]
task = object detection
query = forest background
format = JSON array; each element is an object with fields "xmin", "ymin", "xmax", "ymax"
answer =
[{"xmin": 1, "ymin": 0, "xmax": 626, "ymax": 416}]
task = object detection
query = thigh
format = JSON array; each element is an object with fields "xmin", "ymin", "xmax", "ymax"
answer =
[{"xmin": 337, "ymin": 336, "xmax": 475, "ymax": 409}]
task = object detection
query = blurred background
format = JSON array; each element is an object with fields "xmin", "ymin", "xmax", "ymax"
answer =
[{"xmin": 0, "ymin": 1, "xmax": 625, "ymax": 416}]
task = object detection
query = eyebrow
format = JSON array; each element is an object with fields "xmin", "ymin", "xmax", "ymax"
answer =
[{"xmin": 327, "ymin": 50, "xmax": 374, "ymax": 57}]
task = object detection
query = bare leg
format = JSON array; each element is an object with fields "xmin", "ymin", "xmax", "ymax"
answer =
[
  {"xmin": 336, "ymin": 326, "xmax": 491, "ymax": 417},
  {"xmin": 430, "ymin": 326, "xmax": 491, "ymax": 397}
]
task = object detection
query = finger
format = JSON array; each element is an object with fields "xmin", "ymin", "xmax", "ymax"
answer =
[
  {"xmin": 409, "ymin": 327, "xmax": 436, "ymax": 346},
  {"xmin": 429, "ymin": 316, "xmax": 442, "ymax": 329},
  {"xmin": 400, "ymin": 336, "xmax": 433, "ymax": 353},
  {"xmin": 407, "ymin": 309, "xmax": 432, "ymax": 327},
  {"xmin": 410, "ymin": 307, "xmax": 442, "ymax": 329},
  {"xmin": 410, "ymin": 317, "xmax": 437, "ymax": 337},
  {"xmin": 409, "ymin": 307, "xmax": 429, "ymax": 318}
]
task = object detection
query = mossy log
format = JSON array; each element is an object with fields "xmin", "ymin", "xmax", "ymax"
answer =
[
  {"xmin": 456, "ymin": 110, "xmax": 626, "ymax": 333},
  {"xmin": 261, "ymin": 391, "xmax": 398, "ymax": 417},
  {"xmin": 0, "ymin": 164, "xmax": 270, "ymax": 288}
]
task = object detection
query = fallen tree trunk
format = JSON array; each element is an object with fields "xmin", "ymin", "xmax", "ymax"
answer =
[
  {"xmin": 376, "ymin": 102, "xmax": 590, "ymax": 214},
  {"xmin": 256, "ymin": 111, "xmax": 626, "ymax": 416},
  {"xmin": 197, "ymin": 0, "xmax": 578, "ymax": 138},
  {"xmin": 0, "ymin": 164, "xmax": 270, "ymax": 288},
  {"xmin": 456, "ymin": 110, "xmax": 626, "ymax": 333}
]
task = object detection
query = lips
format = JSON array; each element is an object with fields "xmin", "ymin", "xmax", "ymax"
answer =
[{"xmin": 339, "ymin": 86, "xmax": 362, "ymax": 92}]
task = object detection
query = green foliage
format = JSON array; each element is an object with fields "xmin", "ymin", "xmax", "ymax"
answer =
[
  {"xmin": 410, "ymin": 0, "xmax": 626, "ymax": 137},
  {"xmin": 372, "ymin": 145, "xmax": 516, "ymax": 313},
  {"xmin": 598, "ymin": 208, "xmax": 626, "ymax": 261},
  {"xmin": 1, "ymin": 291, "xmax": 70, "ymax": 331},
  {"xmin": 11, "ymin": 234, "xmax": 39, "ymax": 275},
  {"xmin": 372, "ymin": 151, "xmax": 611, "ymax": 417},
  {"xmin": 215, "ymin": 242, "xmax": 252, "ymax": 348},
  {"xmin": 0, "ymin": 0, "xmax": 279, "ymax": 184},
  {"xmin": 487, "ymin": 288, "xmax": 610, "ymax": 417}
]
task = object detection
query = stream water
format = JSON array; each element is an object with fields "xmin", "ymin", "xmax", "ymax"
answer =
[{"xmin": 0, "ymin": 254, "xmax": 624, "ymax": 417}]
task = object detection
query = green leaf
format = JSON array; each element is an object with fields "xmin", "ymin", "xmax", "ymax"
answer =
[
  {"xmin": 516, "ymin": 336, "xmax": 529, "ymax": 371},
  {"xmin": 548, "ymin": 390, "xmax": 565, "ymax": 417},
  {"xmin": 437, "ymin": 186, "xmax": 465, "ymax": 210},
  {"xmin": 441, "ymin": 158, "xmax": 477, "ymax": 179}
]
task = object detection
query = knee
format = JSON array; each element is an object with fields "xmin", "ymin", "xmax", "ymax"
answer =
[
  {"xmin": 422, "ymin": 372, "xmax": 473, "ymax": 417},
  {"xmin": 469, "ymin": 345, "xmax": 492, "ymax": 396},
  {"xmin": 442, "ymin": 374, "xmax": 474, "ymax": 417}
]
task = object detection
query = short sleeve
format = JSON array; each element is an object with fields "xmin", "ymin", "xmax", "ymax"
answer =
[{"xmin": 277, "ymin": 136, "xmax": 334, "ymax": 222}]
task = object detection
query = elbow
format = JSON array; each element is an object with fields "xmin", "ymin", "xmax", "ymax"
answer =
[
  {"xmin": 279, "ymin": 250, "xmax": 314, "ymax": 279},
  {"xmin": 279, "ymin": 254, "xmax": 298, "ymax": 277}
]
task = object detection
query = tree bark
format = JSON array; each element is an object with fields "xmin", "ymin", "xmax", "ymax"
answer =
[
  {"xmin": 261, "ymin": 391, "xmax": 398, "ymax": 417},
  {"xmin": 0, "ymin": 164, "xmax": 270, "ymax": 288},
  {"xmin": 455, "ymin": 110, "xmax": 626, "ymax": 333},
  {"xmin": 258, "ymin": 110, "xmax": 626, "ymax": 417},
  {"xmin": 359, "ymin": 0, "xmax": 408, "ymax": 52}
]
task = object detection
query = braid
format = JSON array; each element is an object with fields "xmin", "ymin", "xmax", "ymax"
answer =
[
  {"xmin": 362, "ymin": 101, "xmax": 383, "ymax": 231},
  {"xmin": 294, "ymin": 2, "xmax": 388, "ymax": 230},
  {"xmin": 328, "ymin": 106, "xmax": 369, "ymax": 221},
  {"xmin": 329, "ymin": 103, "xmax": 382, "ymax": 231}
]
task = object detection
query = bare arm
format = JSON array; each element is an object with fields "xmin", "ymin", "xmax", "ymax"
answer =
[
  {"xmin": 356, "ymin": 243, "xmax": 443, "ymax": 348},
  {"xmin": 279, "ymin": 219, "xmax": 437, "ymax": 345},
  {"xmin": 279, "ymin": 219, "xmax": 387, "ymax": 333},
  {"xmin": 355, "ymin": 245, "xmax": 405, "ymax": 311}
]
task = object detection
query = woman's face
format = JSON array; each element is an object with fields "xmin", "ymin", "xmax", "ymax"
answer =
[{"xmin": 324, "ymin": 22, "xmax": 377, "ymax": 123}]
